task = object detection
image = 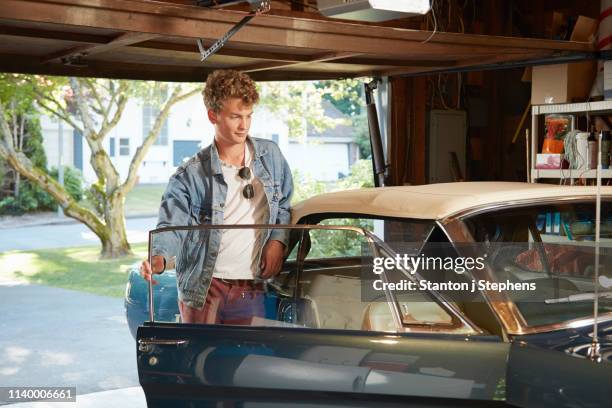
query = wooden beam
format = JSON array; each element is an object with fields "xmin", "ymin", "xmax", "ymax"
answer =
[
  {"xmin": 41, "ymin": 32, "xmax": 159, "ymax": 63},
  {"xmin": 0, "ymin": 25, "xmax": 316, "ymax": 63},
  {"xmin": 0, "ymin": 0, "xmax": 593, "ymax": 59},
  {"xmin": 0, "ymin": 24, "xmax": 462, "ymax": 72},
  {"xmin": 0, "ymin": 26, "xmax": 462, "ymax": 68},
  {"xmin": 0, "ymin": 53, "xmax": 358, "ymax": 82},
  {"xmin": 375, "ymin": 51, "xmax": 550, "ymax": 77},
  {"xmin": 387, "ymin": 77, "xmax": 409, "ymax": 186},
  {"xmin": 240, "ymin": 52, "xmax": 362, "ymax": 73},
  {"xmin": 406, "ymin": 77, "xmax": 427, "ymax": 185}
]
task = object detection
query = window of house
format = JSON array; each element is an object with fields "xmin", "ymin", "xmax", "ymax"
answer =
[
  {"xmin": 119, "ymin": 138, "xmax": 130, "ymax": 156},
  {"xmin": 143, "ymin": 101, "xmax": 169, "ymax": 146}
]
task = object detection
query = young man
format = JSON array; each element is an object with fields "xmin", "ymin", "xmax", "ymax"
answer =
[{"xmin": 140, "ymin": 69, "xmax": 293, "ymax": 324}]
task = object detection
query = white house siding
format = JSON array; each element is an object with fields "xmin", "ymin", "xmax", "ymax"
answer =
[
  {"xmin": 41, "ymin": 93, "xmax": 357, "ymax": 186},
  {"xmin": 41, "ymin": 116, "xmax": 74, "ymax": 172},
  {"xmin": 287, "ymin": 139, "xmax": 352, "ymax": 181}
]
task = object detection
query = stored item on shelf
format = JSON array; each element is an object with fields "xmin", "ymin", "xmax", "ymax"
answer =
[
  {"xmin": 531, "ymin": 15, "xmax": 597, "ymax": 104},
  {"xmin": 531, "ymin": 61, "xmax": 597, "ymax": 104},
  {"xmin": 601, "ymin": 130, "xmax": 611, "ymax": 169},
  {"xmin": 604, "ymin": 61, "xmax": 612, "ymax": 100},
  {"xmin": 542, "ymin": 114, "xmax": 570, "ymax": 153},
  {"xmin": 535, "ymin": 153, "xmax": 566, "ymax": 169},
  {"xmin": 575, "ymin": 132, "xmax": 590, "ymax": 170},
  {"xmin": 588, "ymin": 129, "xmax": 598, "ymax": 169}
]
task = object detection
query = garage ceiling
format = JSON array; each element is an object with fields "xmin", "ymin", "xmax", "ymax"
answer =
[{"xmin": 0, "ymin": 0, "xmax": 596, "ymax": 81}]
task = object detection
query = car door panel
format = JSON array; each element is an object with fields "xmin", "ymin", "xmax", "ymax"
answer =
[
  {"xmin": 137, "ymin": 324, "xmax": 510, "ymax": 407},
  {"xmin": 506, "ymin": 343, "xmax": 612, "ymax": 408}
]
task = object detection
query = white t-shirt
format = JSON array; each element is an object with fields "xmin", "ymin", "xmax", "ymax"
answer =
[{"xmin": 212, "ymin": 143, "xmax": 269, "ymax": 279}]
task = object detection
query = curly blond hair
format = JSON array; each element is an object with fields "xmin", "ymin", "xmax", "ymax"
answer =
[{"xmin": 203, "ymin": 69, "xmax": 260, "ymax": 112}]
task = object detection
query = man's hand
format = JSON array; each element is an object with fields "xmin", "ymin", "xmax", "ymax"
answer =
[
  {"xmin": 260, "ymin": 240, "xmax": 285, "ymax": 279},
  {"xmin": 140, "ymin": 255, "xmax": 165, "ymax": 285}
]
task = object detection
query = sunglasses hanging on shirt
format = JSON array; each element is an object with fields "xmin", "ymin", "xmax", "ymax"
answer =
[{"xmin": 238, "ymin": 166, "xmax": 255, "ymax": 199}]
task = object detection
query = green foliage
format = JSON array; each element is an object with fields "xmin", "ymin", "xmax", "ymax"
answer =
[
  {"xmin": 350, "ymin": 113, "xmax": 372, "ymax": 159},
  {"xmin": 0, "ymin": 183, "xmax": 51, "ymax": 214},
  {"xmin": 48, "ymin": 166, "xmax": 84, "ymax": 202},
  {"xmin": 289, "ymin": 159, "xmax": 374, "ymax": 258},
  {"xmin": 0, "ymin": 74, "xmax": 37, "ymax": 115},
  {"xmin": 259, "ymin": 82, "xmax": 344, "ymax": 141},
  {"xmin": 316, "ymin": 78, "xmax": 367, "ymax": 117},
  {"xmin": 23, "ymin": 116, "xmax": 47, "ymax": 169},
  {"xmin": 290, "ymin": 159, "xmax": 374, "ymax": 258},
  {"xmin": 0, "ymin": 94, "xmax": 54, "ymax": 215},
  {"xmin": 290, "ymin": 170, "xmax": 328, "ymax": 205},
  {"xmin": 337, "ymin": 159, "xmax": 374, "ymax": 189},
  {"xmin": 0, "ymin": 166, "xmax": 83, "ymax": 215},
  {"xmin": 84, "ymin": 182, "xmax": 106, "ymax": 217}
]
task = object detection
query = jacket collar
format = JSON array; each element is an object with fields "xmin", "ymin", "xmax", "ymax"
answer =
[{"xmin": 206, "ymin": 136, "xmax": 267, "ymax": 176}]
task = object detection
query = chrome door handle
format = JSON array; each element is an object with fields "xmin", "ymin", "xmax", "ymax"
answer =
[{"xmin": 138, "ymin": 338, "xmax": 189, "ymax": 352}]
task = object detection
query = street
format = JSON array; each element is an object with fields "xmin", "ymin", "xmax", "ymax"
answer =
[{"xmin": 0, "ymin": 217, "xmax": 157, "ymax": 252}]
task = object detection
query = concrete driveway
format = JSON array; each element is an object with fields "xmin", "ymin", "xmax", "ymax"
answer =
[{"xmin": 0, "ymin": 282, "xmax": 146, "ymax": 406}]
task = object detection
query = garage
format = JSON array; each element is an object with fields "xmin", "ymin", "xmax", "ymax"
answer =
[{"xmin": 0, "ymin": 1, "xmax": 610, "ymax": 407}]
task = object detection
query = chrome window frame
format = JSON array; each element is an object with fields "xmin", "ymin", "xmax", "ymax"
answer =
[
  {"xmin": 148, "ymin": 224, "xmax": 407, "ymax": 332},
  {"xmin": 364, "ymin": 230, "xmax": 483, "ymax": 335}
]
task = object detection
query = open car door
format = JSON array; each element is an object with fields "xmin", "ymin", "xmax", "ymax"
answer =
[{"xmin": 137, "ymin": 225, "xmax": 511, "ymax": 407}]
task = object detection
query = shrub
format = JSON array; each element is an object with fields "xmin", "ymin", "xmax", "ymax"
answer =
[{"xmin": 0, "ymin": 166, "xmax": 83, "ymax": 215}]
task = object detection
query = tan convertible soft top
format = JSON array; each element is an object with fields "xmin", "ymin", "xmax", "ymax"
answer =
[{"xmin": 291, "ymin": 182, "xmax": 612, "ymax": 223}]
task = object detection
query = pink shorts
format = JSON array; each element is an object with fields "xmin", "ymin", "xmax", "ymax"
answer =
[{"xmin": 179, "ymin": 278, "xmax": 265, "ymax": 325}]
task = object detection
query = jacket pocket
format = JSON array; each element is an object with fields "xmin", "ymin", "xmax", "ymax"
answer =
[
  {"xmin": 190, "ymin": 204, "xmax": 211, "ymax": 225},
  {"xmin": 272, "ymin": 182, "xmax": 283, "ymax": 202}
]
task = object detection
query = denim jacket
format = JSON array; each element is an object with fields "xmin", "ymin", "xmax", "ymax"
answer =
[{"xmin": 152, "ymin": 137, "xmax": 293, "ymax": 309}]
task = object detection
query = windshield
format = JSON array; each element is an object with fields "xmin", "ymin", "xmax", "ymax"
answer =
[{"xmin": 463, "ymin": 201, "xmax": 612, "ymax": 327}]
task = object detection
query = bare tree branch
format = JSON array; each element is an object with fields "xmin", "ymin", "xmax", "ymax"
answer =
[
  {"xmin": 120, "ymin": 85, "xmax": 202, "ymax": 193},
  {"xmin": 83, "ymin": 78, "xmax": 105, "ymax": 115},
  {"xmin": 32, "ymin": 89, "xmax": 83, "ymax": 133},
  {"xmin": 70, "ymin": 77, "xmax": 120, "ymax": 190},
  {"xmin": 98, "ymin": 92, "xmax": 128, "ymax": 142}
]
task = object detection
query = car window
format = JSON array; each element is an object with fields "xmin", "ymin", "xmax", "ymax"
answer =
[
  {"xmin": 304, "ymin": 216, "xmax": 476, "ymax": 333},
  {"xmin": 144, "ymin": 225, "xmax": 404, "ymax": 332},
  {"xmin": 463, "ymin": 201, "xmax": 612, "ymax": 327}
]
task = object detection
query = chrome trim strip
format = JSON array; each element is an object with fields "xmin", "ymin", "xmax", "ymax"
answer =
[
  {"xmin": 444, "ymin": 195, "xmax": 612, "ymax": 222},
  {"xmin": 362, "ymin": 232, "xmax": 403, "ymax": 331},
  {"xmin": 150, "ymin": 223, "xmax": 368, "ymax": 235},
  {"xmin": 512, "ymin": 313, "xmax": 612, "ymax": 336},
  {"xmin": 439, "ymin": 219, "xmax": 527, "ymax": 335}
]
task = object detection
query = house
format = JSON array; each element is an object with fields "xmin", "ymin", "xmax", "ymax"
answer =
[{"xmin": 41, "ymin": 93, "xmax": 361, "ymax": 185}]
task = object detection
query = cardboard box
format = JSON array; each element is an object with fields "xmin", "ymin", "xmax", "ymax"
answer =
[
  {"xmin": 531, "ymin": 14, "xmax": 598, "ymax": 104},
  {"xmin": 570, "ymin": 16, "xmax": 598, "ymax": 43},
  {"xmin": 531, "ymin": 61, "xmax": 596, "ymax": 104}
]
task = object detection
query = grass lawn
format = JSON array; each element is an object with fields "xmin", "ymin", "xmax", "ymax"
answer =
[
  {"xmin": 0, "ymin": 243, "xmax": 147, "ymax": 298},
  {"xmin": 124, "ymin": 183, "xmax": 166, "ymax": 217}
]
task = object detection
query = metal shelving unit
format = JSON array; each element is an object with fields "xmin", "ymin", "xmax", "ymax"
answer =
[{"xmin": 531, "ymin": 100, "xmax": 612, "ymax": 183}]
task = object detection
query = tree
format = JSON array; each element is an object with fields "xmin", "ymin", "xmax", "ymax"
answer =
[
  {"xmin": 260, "ymin": 79, "xmax": 371, "ymax": 158},
  {"xmin": 0, "ymin": 75, "xmax": 202, "ymax": 258},
  {"xmin": 0, "ymin": 74, "xmax": 55, "ymax": 214},
  {"xmin": 259, "ymin": 81, "xmax": 344, "ymax": 141}
]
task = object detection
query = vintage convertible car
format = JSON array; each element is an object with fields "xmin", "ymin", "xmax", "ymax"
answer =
[{"xmin": 125, "ymin": 181, "xmax": 612, "ymax": 407}]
